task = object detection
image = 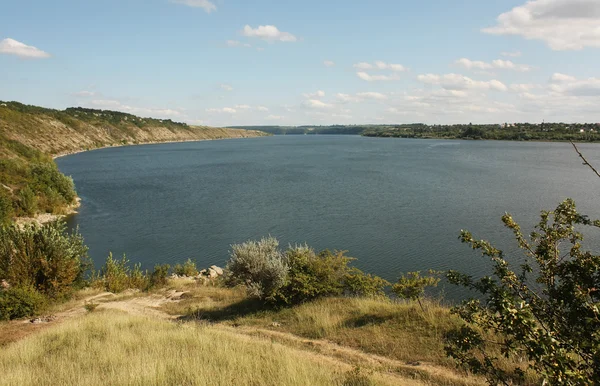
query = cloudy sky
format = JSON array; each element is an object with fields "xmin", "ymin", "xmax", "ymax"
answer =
[{"xmin": 2, "ymin": 0, "xmax": 600, "ymax": 126}]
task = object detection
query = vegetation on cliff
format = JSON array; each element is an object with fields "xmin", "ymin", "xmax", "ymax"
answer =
[{"xmin": 0, "ymin": 101, "xmax": 268, "ymax": 223}]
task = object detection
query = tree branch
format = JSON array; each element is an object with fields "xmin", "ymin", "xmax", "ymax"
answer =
[{"xmin": 570, "ymin": 141, "xmax": 600, "ymax": 179}]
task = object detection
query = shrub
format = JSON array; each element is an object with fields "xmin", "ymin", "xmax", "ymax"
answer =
[
  {"xmin": 17, "ymin": 185, "xmax": 37, "ymax": 216},
  {"xmin": 0, "ymin": 222, "xmax": 89, "ymax": 298},
  {"xmin": 342, "ymin": 367, "xmax": 373, "ymax": 386},
  {"xmin": 344, "ymin": 269, "xmax": 390, "ymax": 297},
  {"xmin": 0, "ymin": 286, "xmax": 46, "ymax": 320},
  {"xmin": 99, "ymin": 253, "xmax": 131, "ymax": 293},
  {"xmin": 275, "ymin": 247, "xmax": 352, "ymax": 305},
  {"xmin": 84, "ymin": 301, "xmax": 99, "ymax": 313},
  {"xmin": 0, "ymin": 188, "xmax": 13, "ymax": 225},
  {"xmin": 30, "ymin": 162, "xmax": 76, "ymax": 204},
  {"xmin": 446, "ymin": 199, "xmax": 600, "ymax": 384},
  {"xmin": 149, "ymin": 264, "xmax": 171, "ymax": 288},
  {"xmin": 129, "ymin": 263, "xmax": 150, "ymax": 290},
  {"xmin": 173, "ymin": 258, "xmax": 198, "ymax": 277},
  {"xmin": 226, "ymin": 237, "xmax": 288, "ymax": 301},
  {"xmin": 392, "ymin": 271, "xmax": 441, "ymax": 311}
]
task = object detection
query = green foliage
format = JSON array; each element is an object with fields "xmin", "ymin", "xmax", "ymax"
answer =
[
  {"xmin": 0, "ymin": 286, "xmax": 46, "ymax": 320},
  {"xmin": 276, "ymin": 247, "xmax": 356, "ymax": 305},
  {"xmin": 344, "ymin": 269, "xmax": 390, "ymax": 297},
  {"xmin": 97, "ymin": 253, "xmax": 151, "ymax": 293},
  {"xmin": 392, "ymin": 271, "xmax": 441, "ymax": 301},
  {"xmin": 0, "ymin": 189, "xmax": 13, "ymax": 225},
  {"xmin": 446, "ymin": 199, "xmax": 600, "ymax": 385},
  {"xmin": 17, "ymin": 186, "xmax": 37, "ymax": 216},
  {"xmin": 149, "ymin": 264, "xmax": 171, "ymax": 288},
  {"xmin": 99, "ymin": 253, "xmax": 131, "ymax": 293},
  {"xmin": 0, "ymin": 222, "xmax": 89, "ymax": 298},
  {"xmin": 30, "ymin": 162, "xmax": 76, "ymax": 205},
  {"xmin": 173, "ymin": 258, "xmax": 199, "ymax": 277},
  {"xmin": 84, "ymin": 301, "xmax": 99, "ymax": 313},
  {"xmin": 226, "ymin": 238, "xmax": 388, "ymax": 305},
  {"xmin": 225, "ymin": 237, "xmax": 289, "ymax": 302}
]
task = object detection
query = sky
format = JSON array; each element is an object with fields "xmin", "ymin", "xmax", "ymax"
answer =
[{"xmin": 2, "ymin": 0, "xmax": 600, "ymax": 126}]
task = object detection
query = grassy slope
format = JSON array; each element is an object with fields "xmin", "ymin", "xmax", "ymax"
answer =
[{"xmin": 0, "ymin": 101, "xmax": 267, "ymax": 157}]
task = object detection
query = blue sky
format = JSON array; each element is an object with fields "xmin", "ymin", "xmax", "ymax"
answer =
[{"xmin": 2, "ymin": 0, "xmax": 600, "ymax": 126}]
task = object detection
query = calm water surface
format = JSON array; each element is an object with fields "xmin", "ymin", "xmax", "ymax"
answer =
[{"xmin": 57, "ymin": 136, "xmax": 600, "ymax": 297}]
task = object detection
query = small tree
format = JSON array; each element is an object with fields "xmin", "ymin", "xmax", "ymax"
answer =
[
  {"xmin": 446, "ymin": 199, "xmax": 600, "ymax": 385},
  {"xmin": 392, "ymin": 271, "xmax": 441, "ymax": 311}
]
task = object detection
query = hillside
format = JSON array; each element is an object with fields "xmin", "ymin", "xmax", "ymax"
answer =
[
  {"xmin": 0, "ymin": 102, "xmax": 267, "ymax": 157},
  {"xmin": 0, "ymin": 101, "xmax": 268, "ymax": 224}
]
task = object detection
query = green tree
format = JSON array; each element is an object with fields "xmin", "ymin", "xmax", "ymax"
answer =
[
  {"xmin": 445, "ymin": 199, "xmax": 600, "ymax": 385},
  {"xmin": 392, "ymin": 271, "xmax": 441, "ymax": 311}
]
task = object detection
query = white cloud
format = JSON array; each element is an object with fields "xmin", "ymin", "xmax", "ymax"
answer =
[
  {"xmin": 323, "ymin": 60, "xmax": 335, "ymax": 67},
  {"xmin": 336, "ymin": 93, "xmax": 361, "ymax": 103},
  {"xmin": 356, "ymin": 92, "xmax": 388, "ymax": 100},
  {"xmin": 356, "ymin": 72, "xmax": 400, "ymax": 82},
  {"xmin": 206, "ymin": 107, "xmax": 237, "ymax": 114},
  {"xmin": 242, "ymin": 25, "xmax": 297, "ymax": 42},
  {"xmin": 548, "ymin": 73, "xmax": 600, "ymax": 96},
  {"xmin": 551, "ymin": 73, "xmax": 577, "ymax": 82},
  {"xmin": 226, "ymin": 40, "xmax": 252, "ymax": 48},
  {"xmin": 0, "ymin": 38, "xmax": 50, "ymax": 59},
  {"xmin": 353, "ymin": 61, "xmax": 408, "ymax": 72},
  {"xmin": 235, "ymin": 104, "xmax": 251, "ymax": 110},
  {"xmin": 303, "ymin": 90, "xmax": 325, "ymax": 99},
  {"xmin": 86, "ymin": 99, "xmax": 183, "ymax": 118},
  {"xmin": 302, "ymin": 99, "xmax": 333, "ymax": 109},
  {"xmin": 72, "ymin": 91, "xmax": 96, "ymax": 97},
  {"xmin": 171, "ymin": 0, "xmax": 216, "ymax": 13},
  {"xmin": 483, "ymin": 0, "xmax": 600, "ymax": 50},
  {"xmin": 509, "ymin": 83, "xmax": 540, "ymax": 92},
  {"xmin": 417, "ymin": 73, "xmax": 508, "ymax": 92},
  {"xmin": 456, "ymin": 58, "xmax": 533, "ymax": 72},
  {"xmin": 501, "ymin": 51, "xmax": 522, "ymax": 57},
  {"xmin": 265, "ymin": 114, "xmax": 283, "ymax": 120},
  {"xmin": 257, "ymin": 106, "xmax": 269, "ymax": 111},
  {"xmin": 220, "ymin": 84, "xmax": 233, "ymax": 91}
]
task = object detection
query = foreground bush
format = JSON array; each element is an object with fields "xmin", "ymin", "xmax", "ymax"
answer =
[
  {"xmin": 446, "ymin": 199, "xmax": 600, "ymax": 385},
  {"xmin": 95, "ymin": 253, "xmax": 171, "ymax": 293},
  {"xmin": 226, "ymin": 238, "xmax": 388, "ymax": 305},
  {"xmin": 0, "ymin": 286, "xmax": 46, "ymax": 320},
  {"xmin": 173, "ymin": 258, "xmax": 198, "ymax": 277},
  {"xmin": 0, "ymin": 188, "xmax": 12, "ymax": 225},
  {"xmin": 226, "ymin": 237, "xmax": 288, "ymax": 301},
  {"xmin": 0, "ymin": 222, "xmax": 89, "ymax": 299}
]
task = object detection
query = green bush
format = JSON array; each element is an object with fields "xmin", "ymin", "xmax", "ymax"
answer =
[
  {"xmin": 344, "ymin": 269, "xmax": 390, "ymax": 297},
  {"xmin": 149, "ymin": 264, "xmax": 170, "ymax": 288},
  {"xmin": 0, "ymin": 188, "xmax": 13, "ymax": 225},
  {"xmin": 173, "ymin": 258, "xmax": 199, "ymax": 277},
  {"xmin": 17, "ymin": 185, "xmax": 37, "ymax": 216},
  {"xmin": 30, "ymin": 162, "xmax": 76, "ymax": 204},
  {"xmin": 0, "ymin": 286, "xmax": 46, "ymax": 320},
  {"xmin": 0, "ymin": 222, "xmax": 89, "ymax": 298},
  {"xmin": 99, "ymin": 253, "xmax": 131, "ymax": 293},
  {"xmin": 226, "ymin": 238, "xmax": 388, "ymax": 305},
  {"xmin": 129, "ymin": 263, "xmax": 150, "ymax": 290},
  {"xmin": 275, "ymin": 247, "xmax": 355, "ymax": 305},
  {"xmin": 446, "ymin": 199, "xmax": 600, "ymax": 384},
  {"xmin": 225, "ymin": 237, "xmax": 288, "ymax": 301}
]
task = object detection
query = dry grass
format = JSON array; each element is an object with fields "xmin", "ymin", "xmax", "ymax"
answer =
[{"xmin": 0, "ymin": 310, "xmax": 399, "ymax": 386}]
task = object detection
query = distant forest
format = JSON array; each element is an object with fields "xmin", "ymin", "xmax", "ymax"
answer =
[{"xmin": 232, "ymin": 123, "xmax": 600, "ymax": 142}]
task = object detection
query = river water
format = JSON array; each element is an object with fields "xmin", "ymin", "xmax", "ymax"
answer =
[{"xmin": 57, "ymin": 136, "xmax": 600, "ymax": 298}]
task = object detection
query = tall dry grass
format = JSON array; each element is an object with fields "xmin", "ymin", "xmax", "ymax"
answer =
[{"xmin": 0, "ymin": 310, "xmax": 363, "ymax": 386}]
